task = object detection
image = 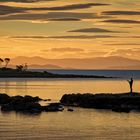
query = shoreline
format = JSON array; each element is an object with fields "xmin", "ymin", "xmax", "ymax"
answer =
[{"xmin": 0, "ymin": 68, "xmax": 114, "ymax": 78}]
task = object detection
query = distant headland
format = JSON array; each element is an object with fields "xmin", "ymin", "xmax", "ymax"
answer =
[
  {"xmin": 0, "ymin": 58, "xmax": 113, "ymax": 78},
  {"xmin": 0, "ymin": 67, "xmax": 113, "ymax": 78}
]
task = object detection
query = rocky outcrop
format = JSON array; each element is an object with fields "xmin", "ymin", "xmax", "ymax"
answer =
[
  {"xmin": 0, "ymin": 94, "xmax": 64, "ymax": 113},
  {"xmin": 60, "ymin": 93, "xmax": 140, "ymax": 113}
]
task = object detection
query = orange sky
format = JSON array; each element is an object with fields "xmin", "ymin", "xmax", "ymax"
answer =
[{"xmin": 0, "ymin": 0, "xmax": 140, "ymax": 64}]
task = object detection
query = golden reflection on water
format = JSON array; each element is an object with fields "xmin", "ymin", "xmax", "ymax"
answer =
[
  {"xmin": 0, "ymin": 108, "xmax": 140, "ymax": 140},
  {"xmin": 0, "ymin": 79, "xmax": 140, "ymax": 139},
  {"xmin": 0, "ymin": 78, "xmax": 139, "ymax": 100}
]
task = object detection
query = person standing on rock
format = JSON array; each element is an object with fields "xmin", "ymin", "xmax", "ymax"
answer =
[{"xmin": 127, "ymin": 78, "xmax": 133, "ymax": 95}]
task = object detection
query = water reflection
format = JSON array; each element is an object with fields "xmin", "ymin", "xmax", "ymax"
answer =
[
  {"xmin": 0, "ymin": 78, "xmax": 139, "ymax": 100},
  {"xmin": 0, "ymin": 108, "xmax": 140, "ymax": 140}
]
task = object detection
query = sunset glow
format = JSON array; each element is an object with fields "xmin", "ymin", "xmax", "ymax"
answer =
[{"xmin": 0, "ymin": 0, "xmax": 140, "ymax": 69}]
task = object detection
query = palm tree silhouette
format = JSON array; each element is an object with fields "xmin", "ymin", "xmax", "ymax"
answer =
[
  {"xmin": 4, "ymin": 58, "xmax": 10, "ymax": 68},
  {"xmin": 16, "ymin": 65, "xmax": 24, "ymax": 72},
  {"xmin": 0, "ymin": 58, "xmax": 4, "ymax": 68}
]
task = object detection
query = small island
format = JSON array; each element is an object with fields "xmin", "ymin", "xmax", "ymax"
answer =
[{"xmin": 60, "ymin": 92, "xmax": 140, "ymax": 113}]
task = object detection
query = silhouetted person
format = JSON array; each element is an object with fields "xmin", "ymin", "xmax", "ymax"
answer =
[{"xmin": 127, "ymin": 78, "xmax": 133, "ymax": 96}]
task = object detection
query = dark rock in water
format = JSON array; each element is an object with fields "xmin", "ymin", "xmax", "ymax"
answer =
[
  {"xmin": 1, "ymin": 99, "xmax": 42, "ymax": 112},
  {"xmin": 0, "ymin": 93, "xmax": 42, "ymax": 113},
  {"xmin": 43, "ymin": 103, "xmax": 64, "ymax": 112},
  {"xmin": 0, "ymin": 94, "xmax": 11, "ymax": 105},
  {"xmin": 67, "ymin": 108, "xmax": 74, "ymax": 112},
  {"xmin": 112, "ymin": 106, "xmax": 131, "ymax": 113},
  {"xmin": 24, "ymin": 95, "xmax": 42, "ymax": 102},
  {"xmin": 60, "ymin": 92, "xmax": 140, "ymax": 113},
  {"xmin": 0, "ymin": 93, "xmax": 65, "ymax": 113},
  {"xmin": 43, "ymin": 99, "xmax": 51, "ymax": 101}
]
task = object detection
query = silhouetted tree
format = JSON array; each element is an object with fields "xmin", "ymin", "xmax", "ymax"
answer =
[
  {"xmin": 24, "ymin": 63, "xmax": 28, "ymax": 71},
  {"xmin": 16, "ymin": 65, "xmax": 24, "ymax": 72},
  {"xmin": 4, "ymin": 58, "xmax": 10, "ymax": 68},
  {"xmin": 0, "ymin": 58, "xmax": 4, "ymax": 68}
]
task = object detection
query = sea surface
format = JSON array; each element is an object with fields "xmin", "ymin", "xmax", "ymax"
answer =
[
  {"xmin": 33, "ymin": 69, "xmax": 140, "ymax": 79},
  {"xmin": 0, "ymin": 70, "xmax": 140, "ymax": 140}
]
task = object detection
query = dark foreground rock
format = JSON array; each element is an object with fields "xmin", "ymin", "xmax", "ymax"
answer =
[
  {"xmin": 60, "ymin": 93, "xmax": 140, "ymax": 113},
  {"xmin": 0, "ymin": 93, "xmax": 64, "ymax": 113}
]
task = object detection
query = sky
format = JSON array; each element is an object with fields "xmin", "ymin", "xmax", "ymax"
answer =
[{"xmin": 0, "ymin": 0, "xmax": 140, "ymax": 62}]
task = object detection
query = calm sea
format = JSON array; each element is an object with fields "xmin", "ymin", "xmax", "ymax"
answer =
[
  {"xmin": 0, "ymin": 70, "xmax": 140, "ymax": 140},
  {"xmin": 34, "ymin": 69, "xmax": 140, "ymax": 79}
]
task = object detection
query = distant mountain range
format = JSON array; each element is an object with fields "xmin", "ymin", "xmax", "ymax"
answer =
[{"xmin": 10, "ymin": 56, "xmax": 140, "ymax": 70}]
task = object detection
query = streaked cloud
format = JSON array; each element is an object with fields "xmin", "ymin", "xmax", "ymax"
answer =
[
  {"xmin": 68, "ymin": 28, "xmax": 119, "ymax": 33},
  {"xmin": 110, "ymin": 48, "xmax": 140, "ymax": 58},
  {"xmin": 0, "ymin": 3, "xmax": 109, "ymax": 16},
  {"xmin": 77, "ymin": 50, "xmax": 108, "ymax": 57},
  {"xmin": 0, "ymin": 0, "xmax": 53, "ymax": 3},
  {"xmin": 48, "ymin": 18, "xmax": 81, "ymax": 21},
  {"xmin": 0, "ymin": 5, "xmax": 25, "ymax": 15},
  {"xmin": 0, "ymin": 12, "xmax": 106, "ymax": 21},
  {"xmin": 102, "ymin": 11, "xmax": 140, "ymax": 15},
  {"xmin": 42, "ymin": 47, "xmax": 84, "ymax": 52},
  {"xmin": 32, "ymin": 3, "xmax": 109, "ymax": 11},
  {"xmin": 104, "ymin": 43, "xmax": 140, "ymax": 46},
  {"xmin": 102, "ymin": 19, "xmax": 140, "ymax": 24},
  {"xmin": 11, "ymin": 35, "xmax": 117, "ymax": 39},
  {"xmin": 41, "ymin": 48, "xmax": 108, "ymax": 58},
  {"xmin": 0, "ymin": 0, "xmax": 140, "ymax": 62}
]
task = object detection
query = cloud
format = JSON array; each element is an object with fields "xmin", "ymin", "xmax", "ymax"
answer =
[
  {"xmin": 0, "ymin": 5, "xmax": 25, "ymax": 15},
  {"xmin": 43, "ymin": 47, "xmax": 84, "ymax": 52},
  {"xmin": 0, "ymin": 0, "xmax": 53, "ymax": 3},
  {"xmin": 0, "ymin": 12, "xmax": 101, "ymax": 21},
  {"xmin": 11, "ymin": 35, "xmax": 117, "ymax": 39},
  {"xmin": 77, "ymin": 50, "xmax": 108, "ymax": 57},
  {"xmin": 31, "ymin": 3, "xmax": 109, "ymax": 11},
  {"xmin": 47, "ymin": 35, "xmax": 117, "ymax": 39},
  {"xmin": 48, "ymin": 18, "xmax": 81, "ymax": 21},
  {"xmin": 68, "ymin": 28, "xmax": 118, "ymax": 33},
  {"xmin": 0, "ymin": 3, "xmax": 110, "ymax": 16},
  {"xmin": 110, "ymin": 48, "xmax": 140, "ymax": 58},
  {"xmin": 104, "ymin": 43, "xmax": 140, "ymax": 46},
  {"xmin": 102, "ymin": 19, "xmax": 140, "ymax": 24},
  {"xmin": 51, "ymin": 47, "xmax": 84, "ymax": 52},
  {"xmin": 41, "ymin": 48, "xmax": 108, "ymax": 58},
  {"xmin": 128, "ymin": 36, "xmax": 140, "ymax": 38},
  {"xmin": 102, "ymin": 11, "xmax": 140, "ymax": 15}
]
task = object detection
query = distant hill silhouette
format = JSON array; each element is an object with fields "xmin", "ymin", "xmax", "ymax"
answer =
[
  {"xmin": 11, "ymin": 56, "xmax": 140, "ymax": 69},
  {"xmin": 8, "ymin": 64, "xmax": 63, "ymax": 69},
  {"xmin": 25, "ymin": 64, "xmax": 62, "ymax": 69}
]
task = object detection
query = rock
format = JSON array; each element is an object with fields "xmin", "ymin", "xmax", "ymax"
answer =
[
  {"xmin": 60, "ymin": 93, "xmax": 140, "ymax": 113},
  {"xmin": 0, "ymin": 94, "xmax": 64, "ymax": 113},
  {"xmin": 43, "ymin": 99, "xmax": 51, "ymax": 101},
  {"xmin": 0, "ymin": 94, "xmax": 42, "ymax": 113},
  {"xmin": 0, "ymin": 94, "xmax": 11, "ymax": 105},
  {"xmin": 44, "ymin": 103, "xmax": 64, "ymax": 112},
  {"xmin": 67, "ymin": 108, "xmax": 74, "ymax": 112},
  {"xmin": 24, "ymin": 95, "xmax": 42, "ymax": 102}
]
